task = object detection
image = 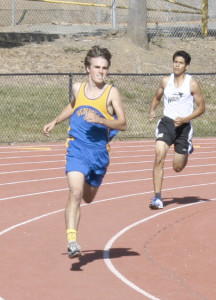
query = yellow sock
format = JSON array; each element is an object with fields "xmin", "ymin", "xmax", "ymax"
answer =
[{"xmin": 66, "ymin": 229, "xmax": 77, "ymax": 242}]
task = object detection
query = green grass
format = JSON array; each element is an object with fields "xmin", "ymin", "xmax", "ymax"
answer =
[
  {"xmin": 0, "ymin": 84, "xmax": 69, "ymax": 143},
  {"xmin": 0, "ymin": 73, "xmax": 216, "ymax": 144}
]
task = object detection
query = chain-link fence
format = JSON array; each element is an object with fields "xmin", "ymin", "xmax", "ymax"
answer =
[
  {"xmin": 0, "ymin": 0, "xmax": 216, "ymax": 40},
  {"xmin": 0, "ymin": 72, "xmax": 215, "ymax": 144}
]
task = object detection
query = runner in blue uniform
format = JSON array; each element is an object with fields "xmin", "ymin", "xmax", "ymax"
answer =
[
  {"xmin": 149, "ymin": 50, "xmax": 205, "ymax": 209},
  {"xmin": 43, "ymin": 46, "xmax": 127, "ymax": 258}
]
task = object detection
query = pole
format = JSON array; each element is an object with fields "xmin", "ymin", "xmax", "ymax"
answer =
[
  {"xmin": 69, "ymin": 73, "xmax": 73, "ymax": 102},
  {"xmin": 11, "ymin": 0, "xmax": 16, "ymax": 26},
  {"xmin": 202, "ymin": 0, "xmax": 208, "ymax": 36},
  {"xmin": 111, "ymin": 0, "xmax": 116, "ymax": 29},
  {"xmin": 127, "ymin": 0, "xmax": 148, "ymax": 49},
  {"xmin": 97, "ymin": 0, "xmax": 101, "ymax": 23}
]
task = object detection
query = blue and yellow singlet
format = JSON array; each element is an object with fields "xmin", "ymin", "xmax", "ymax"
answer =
[{"xmin": 68, "ymin": 82, "xmax": 117, "ymax": 147}]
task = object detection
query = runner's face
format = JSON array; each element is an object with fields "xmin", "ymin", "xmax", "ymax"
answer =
[
  {"xmin": 87, "ymin": 57, "xmax": 109, "ymax": 83},
  {"xmin": 173, "ymin": 56, "xmax": 187, "ymax": 76}
]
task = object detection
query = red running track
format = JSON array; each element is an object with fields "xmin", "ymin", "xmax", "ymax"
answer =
[{"xmin": 0, "ymin": 138, "xmax": 216, "ymax": 300}]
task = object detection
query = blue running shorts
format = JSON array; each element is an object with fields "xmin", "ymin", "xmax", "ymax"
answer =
[{"xmin": 65, "ymin": 138, "xmax": 110, "ymax": 187}]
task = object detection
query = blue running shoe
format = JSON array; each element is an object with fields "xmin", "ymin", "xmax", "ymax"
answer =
[{"xmin": 149, "ymin": 198, "xmax": 163, "ymax": 209}]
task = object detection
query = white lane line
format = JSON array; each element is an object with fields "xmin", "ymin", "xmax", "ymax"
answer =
[
  {"xmin": 1, "ymin": 146, "xmax": 216, "ymax": 161},
  {"xmin": 0, "ymin": 167, "xmax": 63, "ymax": 175},
  {"xmin": 0, "ymin": 154, "xmax": 65, "ymax": 160},
  {"xmin": 0, "ymin": 160, "xmax": 65, "ymax": 166},
  {"xmin": 0, "ymin": 183, "xmax": 212, "ymax": 234},
  {"xmin": 103, "ymin": 199, "xmax": 216, "ymax": 299},
  {"xmin": 0, "ymin": 188, "xmax": 68, "ymax": 201},
  {"xmin": 1, "ymin": 171, "xmax": 216, "ymax": 188},
  {"xmin": 1, "ymin": 191, "xmax": 214, "ymax": 299},
  {"xmin": 1, "ymin": 160, "xmax": 216, "ymax": 176},
  {"xmin": 0, "ymin": 176, "xmax": 66, "ymax": 186},
  {"xmin": 0, "ymin": 193, "xmax": 146, "ymax": 235},
  {"xmin": 0, "ymin": 209, "xmax": 64, "ymax": 236},
  {"xmin": 0, "ymin": 151, "xmax": 216, "ymax": 166},
  {"xmin": 0, "ymin": 138, "xmax": 216, "ymax": 150},
  {"xmin": 1, "ymin": 178, "xmax": 216, "ymax": 202}
]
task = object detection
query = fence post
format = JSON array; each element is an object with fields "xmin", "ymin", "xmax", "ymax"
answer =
[
  {"xmin": 11, "ymin": 0, "xmax": 16, "ymax": 26},
  {"xmin": 97, "ymin": 0, "xmax": 101, "ymax": 23},
  {"xmin": 111, "ymin": 0, "xmax": 116, "ymax": 29},
  {"xmin": 202, "ymin": 0, "xmax": 208, "ymax": 36},
  {"xmin": 69, "ymin": 73, "xmax": 73, "ymax": 102}
]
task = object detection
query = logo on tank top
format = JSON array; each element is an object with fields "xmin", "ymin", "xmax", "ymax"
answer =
[
  {"xmin": 76, "ymin": 107, "xmax": 97, "ymax": 117},
  {"xmin": 168, "ymin": 92, "xmax": 184, "ymax": 103}
]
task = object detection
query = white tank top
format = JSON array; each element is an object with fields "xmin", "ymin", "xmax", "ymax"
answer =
[{"xmin": 163, "ymin": 73, "xmax": 194, "ymax": 120}]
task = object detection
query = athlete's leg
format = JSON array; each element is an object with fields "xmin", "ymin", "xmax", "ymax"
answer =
[
  {"xmin": 173, "ymin": 122, "xmax": 193, "ymax": 172},
  {"xmin": 153, "ymin": 140, "xmax": 170, "ymax": 195},
  {"xmin": 65, "ymin": 171, "xmax": 85, "ymax": 231},
  {"xmin": 83, "ymin": 182, "xmax": 99, "ymax": 203},
  {"xmin": 173, "ymin": 152, "xmax": 188, "ymax": 172},
  {"xmin": 66, "ymin": 171, "xmax": 100, "ymax": 258},
  {"xmin": 65, "ymin": 172, "xmax": 99, "ymax": 228}
]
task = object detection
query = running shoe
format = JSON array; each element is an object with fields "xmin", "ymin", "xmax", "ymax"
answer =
[
  {"xmin": 149, "ymin": 198, "xmax": 163, "ymax": 209},
  {"xmin": 67, "ymin": 241, "xmax": 81, "ymax": 259}
]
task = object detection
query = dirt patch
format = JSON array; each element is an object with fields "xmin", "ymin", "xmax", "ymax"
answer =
[{"xmin": 0, "ymin": 30, "xmax": 216, "ymax": 74}]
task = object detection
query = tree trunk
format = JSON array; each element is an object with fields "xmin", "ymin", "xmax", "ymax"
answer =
[{"xmin": 127, "ymin": 0, "xmax": 148, "ymax": 50}]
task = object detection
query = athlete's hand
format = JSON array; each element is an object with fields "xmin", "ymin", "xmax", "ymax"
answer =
[
  {"xmin": 43, "ymin": 121, "xmax": 56, "ymax": 137},
  {"xmin": 84, "ymin": 111, "xmax": 101, "ymax": 124},
  {"xmin": 174, "ymin": 117, "xmax": 184, "ymax": 127},
  {"xmin": 149, "ymin": 110, "xmax": 156, "ymax": 121}
]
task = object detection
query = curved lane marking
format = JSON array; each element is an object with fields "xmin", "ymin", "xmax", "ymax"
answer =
[
  {"xmin": 1, "ymin": 187, "xmax": 215, "ymax": 299},
  {"xmin": 103, "ymin": 199, "xmax": 216, "ymax": 299},
  {"xmin": 1, "ymin": 181, "xmax": 216, "ymax": 202}
]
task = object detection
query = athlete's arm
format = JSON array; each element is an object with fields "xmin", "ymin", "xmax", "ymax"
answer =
[
  {"xmin": 43, "ymin": 83, "xmax": 80, "ymax": 137},
  {"xmin": 149, "ymin": 76, "xmax": 169, "ymax": 120},
  {"xmin": 174, "ymin": 78, "xmax": 205, "ymax": 126},
  {"xmin": 84, "ymin": 86, "xmax": 127, "ymax": 131}
]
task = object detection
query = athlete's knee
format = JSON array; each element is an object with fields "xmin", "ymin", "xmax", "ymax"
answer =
[
  {"xmin": 155, "ymin": 148, "xmax": 167, "ymax": 168},
  {"xmin": 83, "ymin": 190, "xmax": 97, "ymax": 203},
  {"xmin": 83, "ymin": 196, "xmax": 94, "ymax": 204},
  {"xmin": 173, "ymin": 154, "xmax": 188, "ymax": 172},
  {"xmin": 154, "ymin": 154, "xmax": 166, "ymax": 168},
  {"xmin": 173, "ymin": 162, "xmax": 187, "ymax": 172},
  {"xmin": 173, "ymin": 165, "xmax": 184, "ymax": 172},
  {"xmin": 69, "ymin": 188, "xmax": 83, "ymax": 203},
  {"xmin": 83, "ymin": 185, "xmax": 98, "ymax": 204}
]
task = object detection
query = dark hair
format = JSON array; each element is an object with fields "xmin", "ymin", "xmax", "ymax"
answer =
[
  {"xmin": 173, "ymin": 50, "xmax": 191, "ymax": 65},
  {"xmin": 84, "ymin": 45, "xmax": 112, "ymax": 68}
]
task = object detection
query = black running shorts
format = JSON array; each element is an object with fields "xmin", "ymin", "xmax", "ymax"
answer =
[{"xmin": 155, "ymin": 116, "xmax": 194, "ymax": 154}]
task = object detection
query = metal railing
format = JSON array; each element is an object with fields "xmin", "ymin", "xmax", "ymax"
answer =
[{"xmin": 0, "ymin": 0, "xmax": 215, "ymax": 38}]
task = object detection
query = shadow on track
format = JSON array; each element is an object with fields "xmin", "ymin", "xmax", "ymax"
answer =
[
  {"xmin": 70, "ymin": 248, "xmax": 140, "ymax": 271},
  {"xmin": 163, "ymin": 196, "xmax": 210, "ymax": 207}
]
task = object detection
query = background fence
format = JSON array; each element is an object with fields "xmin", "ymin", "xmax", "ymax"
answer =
[
  {"xmin": 0, "ymin": 0, "xmax": 216, "ymax": 40},
  {"xmin": 0, "ymin": 72, "xmax": 215, "ymax": 144}
]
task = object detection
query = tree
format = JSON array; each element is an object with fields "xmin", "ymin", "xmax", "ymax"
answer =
[{"xmin": 127, "ymin": 0, "xmax": 148, "ymax": 49}]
